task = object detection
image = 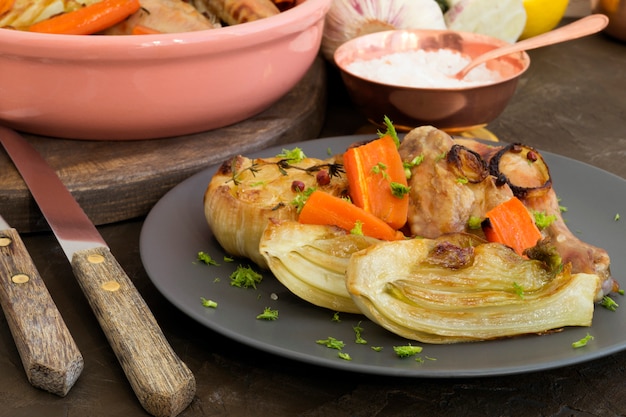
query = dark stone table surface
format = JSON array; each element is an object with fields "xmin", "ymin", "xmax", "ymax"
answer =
[{"xmin": 2, "ymin": 22, "xmax": 626, "ymax": 417}]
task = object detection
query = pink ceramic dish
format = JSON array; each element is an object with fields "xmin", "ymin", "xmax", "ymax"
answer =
[
  {"xmin": 0, "ymin": 0, "xmax": 331, "ymax": 140},
  {"xmin": 334, "ymin": 29, "xmax": 530, "ymax": 132}
]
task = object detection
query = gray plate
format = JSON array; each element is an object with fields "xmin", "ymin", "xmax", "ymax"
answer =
[{"xmin": 140, "ymin": 135, "xmax": 626, "ymax": 377}]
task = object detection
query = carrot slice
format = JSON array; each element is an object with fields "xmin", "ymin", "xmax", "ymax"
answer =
[
  {"xmin": 28, "ymin": 0, "xmax": 141, "ymax": 35},
  {"xmin": 343, "ymin": 134, "xmax": 409, "ymax": 229},
  {"xmin": 298, "ymin": 190, "xmax": 404, "ymax": 241},
  {"xmin": 483, "ymin": 196, "xmax": 542, "ymax": 256},
  {"xmin": 131, "ymin": 24, "xmax": 162, "ymax": 35},
  {"xmin": 0, "ymin": 0, "xmax": 14, "ymax": 16}
]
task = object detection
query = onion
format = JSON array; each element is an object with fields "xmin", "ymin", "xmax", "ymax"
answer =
[
  {"xmin": 444, "ymin": 0, "xmax": 527, "ymax": 43},
  {"xmin": 204, "ymin": 154, "xmax": 348, "ymax": 268},
  {"xmin": 321, "ymin": 0, "xmax": 447, "ymax": 61}
]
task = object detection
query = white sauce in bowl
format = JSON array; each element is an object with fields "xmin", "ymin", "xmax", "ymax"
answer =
[{"xmin": 346, "ymin": 49, "xmax": 501, "ymax": 88}]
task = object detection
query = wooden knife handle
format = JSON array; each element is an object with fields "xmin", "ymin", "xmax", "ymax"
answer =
[
  {"xmin": 71, "ymin": 246, "xmax": 195, "ymax": 417},
  {"xmin": 0, "ymin": 227, "xmax": 84, "ymax": 396}
]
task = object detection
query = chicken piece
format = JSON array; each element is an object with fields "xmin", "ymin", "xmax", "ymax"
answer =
[
  {"xmin": 102, "ymin": 0, "xmax": 220, "ymax": 34},
  {"xmin": 523, "ymin": 187, "xmax": 615, "ymax": 299},
  {"xmin": 454, "ymin": 137, "xmax": 501, "ymax": 161},
  {"xmin": 191, "ymin": 0, "xmax": 279, "ymax": 26},
  {"xmin": 458, "ymin": 135, "xmax": 616, "ymax": 299},
  {"xmin": 398, "ymin": 126, "xmax": 512, "ymax": 238}
]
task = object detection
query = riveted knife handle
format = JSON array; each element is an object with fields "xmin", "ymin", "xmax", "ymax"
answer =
[
  {"xmin": 0, "ymin": 227, "xmax": 84, "ymax": 396},
  {"xmin": 70, "ymin": 246, "xmax": 195, "ymax": 417}
]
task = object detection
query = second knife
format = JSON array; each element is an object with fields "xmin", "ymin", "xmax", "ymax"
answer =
[
  {"xmin": 0, "ymin": 126, "xmax": 195, "ymax": 417},
  {"xmin": 0, "ymin": 213, "xmax": 83, "ymax": 396}
]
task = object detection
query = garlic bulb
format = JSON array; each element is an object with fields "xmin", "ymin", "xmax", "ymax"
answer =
[{"xmin": 321, "ymin": 0, "xmax": 447, "ymax": 61}]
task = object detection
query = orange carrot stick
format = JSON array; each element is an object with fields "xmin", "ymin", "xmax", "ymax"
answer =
[
  {"xmin": 131, "ymin": 24, "xmax": 162, "ymax": 35},
  {"xmin": 483, "ymin": 196, "xmax": 542, "ymax": 255},
  {"xmin": 29, "ymin": 0, "xmax": 141, "ymax": 35},
  {"xmin": 343, "ymin": 134, "xmax": 409, "ymax": 229},
  {"xmin": 298, "ymin": 190, "xmax": 404, "ymax": 241},
  {"xmin": 0, "ymin": 0, "xmax": 14, "ymax": 16}
]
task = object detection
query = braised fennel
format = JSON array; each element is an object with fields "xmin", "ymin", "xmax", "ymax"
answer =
[
  {"xmin": 260, "ymin": 220, "xmax": 380, "ymax": 313},
  {"xmin": 345, "ymin": 237, "xmax": 601, "ymax": 344}
]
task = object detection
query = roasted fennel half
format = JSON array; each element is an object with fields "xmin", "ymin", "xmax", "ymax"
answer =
[
  {"xmin": 346, "ymin": 236, "xmax": 601, "ymax": 344},
  {"xmin": 260, "ymin": 220, "xmax": 379, "ymax": 314}
]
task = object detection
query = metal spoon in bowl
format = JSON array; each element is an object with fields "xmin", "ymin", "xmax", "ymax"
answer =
[{"xmin": 454, "ymin": 14, "xmax": 609, "ymax": 79}]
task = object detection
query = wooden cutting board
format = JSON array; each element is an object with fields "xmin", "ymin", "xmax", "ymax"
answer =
[{"xmin": 0, "ymin": 58, "xmax": 327, "ymax": 233}]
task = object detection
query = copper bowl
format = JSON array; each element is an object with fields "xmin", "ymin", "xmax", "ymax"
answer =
[
  {"xmin": 334, "ymin": 29, "xmax": 530, "ymax": 132},
  {"xmin": 594, "ymin": 0, "xmax": 626, "ymax": 42}
]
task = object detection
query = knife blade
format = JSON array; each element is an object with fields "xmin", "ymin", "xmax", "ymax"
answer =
[
  {"xmin": 0, "ymin": 213, "xmax": 83, "ymax": 396},
  {"xmin": 0, "ymin": 126, "xmax": 195, "ymax": 417}
]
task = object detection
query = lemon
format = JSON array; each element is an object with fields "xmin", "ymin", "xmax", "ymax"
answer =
[
  {"xmin": 519, "ymin": 0, "xmax": 569, "ymax": 40},
  {"xmin": 598, "ymin": 0, "xmax": 620, "ymax": 14}
]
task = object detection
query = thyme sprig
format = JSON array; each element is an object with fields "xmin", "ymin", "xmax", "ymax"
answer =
[
  {"xmin": 229, "ymin": 158, "xmax": 344, "ymax": 185},
  {"xmin": 229, "ymin": 158, "xmax": 261, "ymax": 185},
  {"xmin": 276, "ymin": 160, "xmax": 344, "ymax": 178}
]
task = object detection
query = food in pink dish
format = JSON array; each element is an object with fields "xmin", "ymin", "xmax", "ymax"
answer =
[{"xmin": 0, "ymin": 0, "xmax": 331, "ymax": 140}]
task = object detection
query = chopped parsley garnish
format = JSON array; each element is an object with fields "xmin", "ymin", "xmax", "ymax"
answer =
[
  {"xmin": 615, "ymin": 213, "xmax": 621, "ymax": 221},
  {"xmin": 378, "ymin": 115, "xmax": 400, "ymax": 148},
  {"xmin": 572, "ymin": 333, "xmax": 594, "ymax": 348},
  {"xmin": 393, "ymin": 344, "xmax": 423, "ymax": 358},
  {"xmin": 350, "ymin": 220, "xmax": 364, "ymax": 236},
  {"xmin": 316, "ymin": 337, "xmax": 345, "ymax": 350},
  {"xmin": 533, "ymin": 211, "xmax": 557, "ymax": 229},
  {"xmin": 456, "ymin": 177, "xmax": 469, "ymax": 184},
  {"xmin": 223, "ymin": 255, "xmax": 234, "ymax": 262},
  {"xmin": 371, "ymin": 346, "xmax": 383, "ymax": 352},
  {"xmin": 353, "ymin": 322, "xmax": 367, "ymax": 345},
  {"xmin": 338, "ymin": 352, "xmax": 352, "ymax": 361},
  {"xmin": 256, "ymin": 307, "xmax": 279, "ymax": 320},
  {"xmin": 276, "ymin": 147, "xmax": 306, "ymax": 163},
  {"xmin": 390, "ymin": 182, "xmax": 410, "ymax": 198},
  {"xmin": 291, "ymin": 186, "xmax": 316, "ymax": 213},
  {"xmin": 230, "ymin": 265, "xmax": 263, "ymax": 289},
  {"xmin": 331, "ymin": 312, "xmax": 341, "ymax": 322},
  {"xmin": 200, "ymin": 297, "xmax": 218, "ymax": 308},
  {"xmin": 371, "ymin": 162, "xmax": 390, "ymax": 180},
  {"xmin": 405, "ymin": 155, "xmax": 424, "ymax": 168},
  {"xmin": 513, "ymin": 282, "xmax": 525, "ymax": 299},
  {"xmin": 197, "ymin": 251, "xmax": 219, "ymax": 266},
  {"xmin": 601, "ymin": 295, "xmax": 619, "ymax": 311},
  {"xmin": 403, "ymin": 155, "xmax": 424, "ymax": 179},
  {"xmin": 467, "ymin": 216, "xmax": 482, "ymax": 230}
]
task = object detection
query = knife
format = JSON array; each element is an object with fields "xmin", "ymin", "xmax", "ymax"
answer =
[
  {"xmin": 0, "ymin": 213, "xmax": 83, "ymax": 396},
  {"xmin": 0, "ymin": 126, "xmax": 195, "ymax": 417}
]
